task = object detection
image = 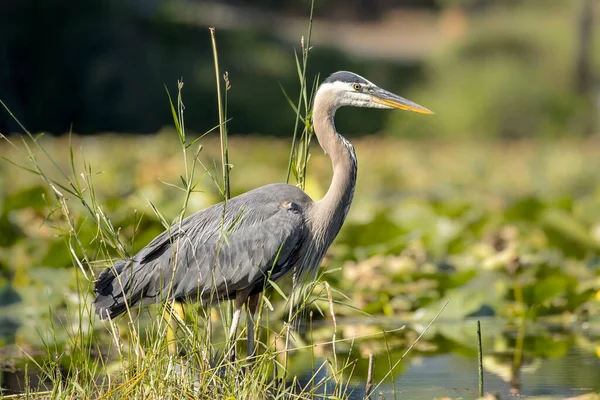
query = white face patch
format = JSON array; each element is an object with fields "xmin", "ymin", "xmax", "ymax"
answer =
[{"xmin": 315, "ymin": 80, "xmax": 393, "ymax": 110}]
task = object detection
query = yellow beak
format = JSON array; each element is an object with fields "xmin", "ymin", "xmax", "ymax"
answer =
[{"xmin": 371, "ymin": 88, "xmax": 434, "ymax": 114}]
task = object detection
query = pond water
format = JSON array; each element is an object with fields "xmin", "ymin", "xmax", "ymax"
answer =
[
  {"xmin": 306, "ymin": 317, "xmax": 600, "ymax": 399},
  {"xmin": 1, "ymin": 317, "xmax": 599, "ymax": 398},
  {"xmin": 377, "ymin": 347, "xmax": 599, "ymax": 399}
]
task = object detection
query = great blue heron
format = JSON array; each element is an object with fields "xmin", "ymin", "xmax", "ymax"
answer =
[{"xmin": 93, "ymin": 71, "xmax": 432, "ymax": 355}]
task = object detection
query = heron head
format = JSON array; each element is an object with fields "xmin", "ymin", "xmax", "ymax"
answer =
[{"xmin": 317, "ymin": 71, "xmax": 433, "ymax": 114}]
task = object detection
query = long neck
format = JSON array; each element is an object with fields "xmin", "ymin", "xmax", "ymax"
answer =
[{"xmin": 310, "ymin": 91, "xmax": 357, "ymax": 244}]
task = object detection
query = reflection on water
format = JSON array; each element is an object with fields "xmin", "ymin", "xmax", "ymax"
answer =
[
  {"xmin": 317, "ymin": 318, "xmax": 600, "ymax": 399},
  {"xmin": 381, "ymin": 348, "xmax": 599, "ymax": 399}
]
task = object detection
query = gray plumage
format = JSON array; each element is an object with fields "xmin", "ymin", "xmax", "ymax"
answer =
[
  {"xmin": 94, "ymin": 184, "xmax": 312, "ymax": 319},
  {"xmin": 93, "ymin": 71, "xmax": 432, "ymax": 324}
]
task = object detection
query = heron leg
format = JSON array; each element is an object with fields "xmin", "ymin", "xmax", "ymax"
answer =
[
  {"xmin": 228, "ymin": 289, "xmax": 250, "ymax": 362},
  {"xmin": 165, "ymin": 301, "xmax": 185, "ymax": 355},
  {"xmin": 247, "ymin": 293, "xmax": 262, "ymax": 358},
  {"xmin": 228, "ymin": 304, "xmax": 242, "ymax": 342}
]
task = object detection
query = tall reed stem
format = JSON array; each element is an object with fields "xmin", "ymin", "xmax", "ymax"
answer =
[
  {"xmin": 285, "ymin": 0, "xmax": 315, "ymax": 187},
  {"xmin": 210, "ymin": 27, "xmax": 230, "ymax": 201}
]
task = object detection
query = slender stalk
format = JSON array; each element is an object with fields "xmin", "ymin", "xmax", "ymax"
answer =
[
  {"xmin": 365, "ymin": 354, "xmax": 374, "ymax": 399},
  {"xmin": 477, "ymin": 320, "xmax": 483, "ymax": 397},
  {"xmin": 382, "ymin": 331, "xmax": 398, "ymax": 400},
  {"xmin": 511, "ymin": 314, "xmax": 526, "ymax": 395},
  {"xmin": 285, "ymin": 0, "xmax": 315, "ymax": 184},
  {"xmin": 310, "ymin": 311, "xmax": 315, "ymax": 395},
  {"xmin": 209, "ymin": 26, "xmax": 235, "ymax": 342},
  {"xmin": 210, "ymin": 27, "xmax": 230, "ymax": 200},
  {"xmin": 326, "ymin": 283, "xmax": 338, "ymax": 373}
]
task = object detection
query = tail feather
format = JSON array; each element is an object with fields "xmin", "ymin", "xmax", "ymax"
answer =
[{"xmin": 93, "ymin": 260, "xmax": 142, "ymax": 319}]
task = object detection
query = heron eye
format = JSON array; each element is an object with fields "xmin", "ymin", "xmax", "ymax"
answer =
[{"xmin": 352, "ymin": 83, "xmax": 361, "ymax": 91}]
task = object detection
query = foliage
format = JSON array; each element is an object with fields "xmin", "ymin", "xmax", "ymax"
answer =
[{"xmin": 2, "ymin": 135, "xmax": 600, "ymax": 356}]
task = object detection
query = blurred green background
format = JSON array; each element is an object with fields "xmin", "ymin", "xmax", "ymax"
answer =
[
  {"xmin": 1, "ymin": 0, "xmax": 597, "ymax": 138},
  {"xmin": 1, "ymin": 0, "xmax": 600, "ymax": 396}
]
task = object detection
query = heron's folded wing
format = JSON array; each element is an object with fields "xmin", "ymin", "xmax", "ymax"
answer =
[
  {"xmin": 111, "ymin": 200, "xmax": 307, "ymax": 303},
  {"xmin": 167, "ymin": 203, "xmax": 306, "ymax": 300}
]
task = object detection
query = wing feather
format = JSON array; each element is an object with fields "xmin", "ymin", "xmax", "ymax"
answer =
[{"xmin": 94, "ymin": 184, "xmax": 310, "ymax": 319}]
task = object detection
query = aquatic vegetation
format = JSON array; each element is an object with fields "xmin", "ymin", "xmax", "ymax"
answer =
[{"xmin": 2, "ymin": 134, "xmax": 600, "ymax": 397}]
